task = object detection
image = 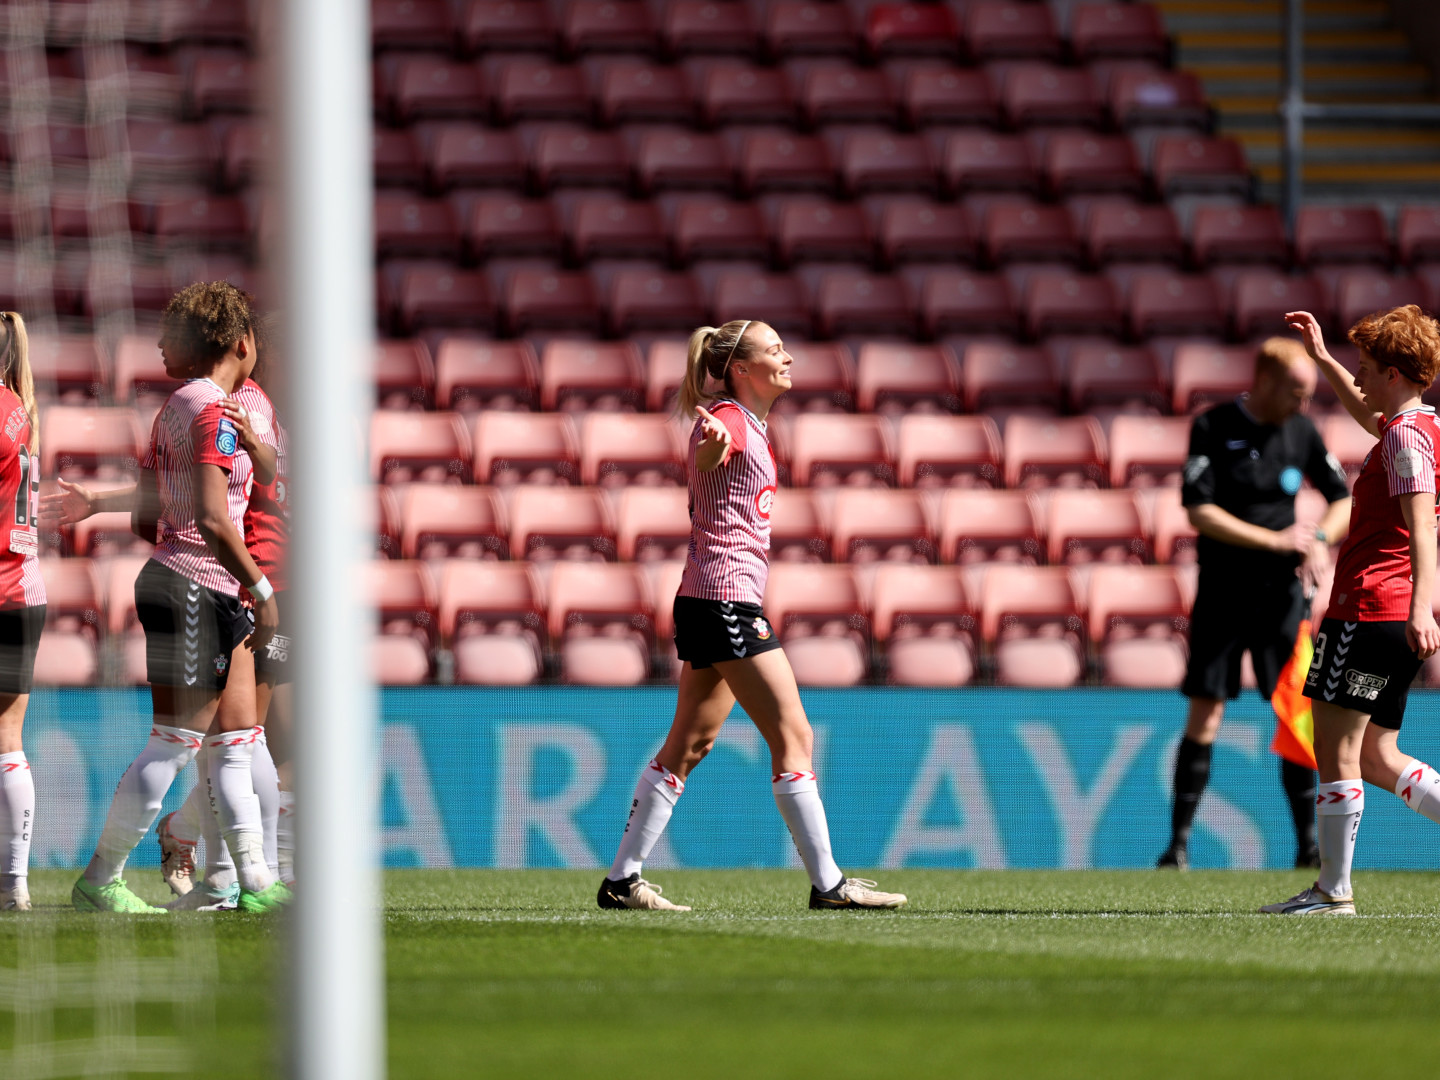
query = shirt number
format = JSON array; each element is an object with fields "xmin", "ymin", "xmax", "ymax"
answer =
[{"xmin": 13, "ymin": 446, "xmax": 36, "ymax": 527}]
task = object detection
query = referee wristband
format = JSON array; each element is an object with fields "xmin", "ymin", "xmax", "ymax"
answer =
[
  {"xmin": 247, "ymin": 575, "xmax": 274, "ymax": 602},
  {"xmin": 1314, "ymin": 528, "xmax": 1328, "ymax": 544}
]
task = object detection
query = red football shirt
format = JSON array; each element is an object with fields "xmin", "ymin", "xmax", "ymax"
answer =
[
  {"xmin": 234, "ymin": 379, "xmax": 288, "ymax": 592},
  {"xmin": 1327, "ymin": 406, "xmax": 1440, "ymax": 622},
  {"xmin": 0, "ymin": 387, "xmax": 44, "ymax": 609}
]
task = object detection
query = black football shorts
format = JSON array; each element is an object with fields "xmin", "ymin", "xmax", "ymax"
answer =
[
  {"xmin": 0, "ymin": 604, "xmax": 45, "ymax": 694},
  {"xmin": 673, "ymin": 596, "xmax": 783, "ymax": 670},
  {"xmin": 135, "ymin": 561, "xmax": 250, "ymax": 692},
  {"xmin": 1304, "ymin": 618, "xmax": 1422, "ymax": 730},
  {"xmin": 1183, "ymin": 571, "xmax": 1307, "ymax": 701},
  {"xmin": 253, "ymin": 590, "xmax": 292, "ymax": 685}
]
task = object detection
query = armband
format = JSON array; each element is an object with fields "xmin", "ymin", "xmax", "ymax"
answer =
[{"xmin": 247, "ymin": 575, "xmax": 275, "ymax": 602}]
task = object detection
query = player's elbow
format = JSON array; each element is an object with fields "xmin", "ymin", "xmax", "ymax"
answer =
[{"xmin": 193, "ymin": 507, "xmax": 229, "ymax": 542}]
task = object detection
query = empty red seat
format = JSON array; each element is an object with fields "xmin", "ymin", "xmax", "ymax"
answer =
[
  {"xmin": 712, "ymin": 270, "xmax": 811, "ymax": 334},
  {"xmin": 1109, "ymin": 415, "xmax": 1190, "ymax": 488},
  {"xmin": 1068, "ymin": 343, "xmax": 1165, "ymax": 413},
  {"xmin": 765, "ymin": 487, "xmax": 825, "ymax": 563},
  {"xmin": 509, "ymin": 485, "xmax": 615, "ymax": 560},
  {"xmin": 466, "ymin": 194, "xmax": 562, "ymax": 260},
  {"xmin": 436, "ymin": 339, "xmax": 540, "ymax": 411},
  {"xmin": 113, "ymin": 335, "xmax": 180, "ymax": 404},
  {"xmin": 540, "ymin": 339, "xmax": 644, "ymax": 411},
  {"xmin": 787, "ymin": 413, "xmax": 893, "ymax": 487},
  {"xmin": 472, "ymin": 410, "xmax": 580, "ymax": 485},
  {"xmin": 372, "ymin": 0, "xmax": 453, "ymax": 50},
  {"xmin": 1152, "ymin": 488, "xmax": 1198, "ymax": 564},
  {"xmin": 814, "ymin": 271, "xmax": 914, "ymax": 338},
  {"xmin": 370, "ymin": 635, "xmax": 431, "ymax": 685},
  {"xmin": 608, "ymin": 269, "xmax": 705, "ymax": 334},
  {"xmin": 866, "ymin": 4, "xmax": 960, "ymax": 59},
  {"xmin": 856, "ymin": 343, "xmax": 959, "ymax": 413},
  {"xmin": 562, "ymin": 1, "xmax": 656, "ymax": 54},
  {"xmin": 938, "ymin": 489, "xmax": 1042, "ymax": 563},
  {"xmin": 375, "ymin": 128, "xmax": 424, "ymax": 187},
  {"xmin": 390, "ymin": 58, "xmax": 486, "ymax": 123},
  {"xmin": 633, "ymin": 130, "xmax": 730, "ymax": 193},
  {"xmin": 765, "ymin": 2, "xmax": 858, "ymax": 58},
  {"xmin": 1229, "ymin": 269, "xmax": 1328, "ymax": 340},
  {"xmin": 375, "ymin": 194, "xmax": 461, "ymax": 258},
  {"xmin": 595, "ymin": 59, "xmax": 693, "ymax": 125},
  {"xmin": 897, "ymin": 414, "xmax": 1001, "ymax": 488},
  {"xmin": 830, "ymin": 488, "xmax": 934, "ymax": 563},
  {"xmin": 33, "ymin": 632, "xmax": 98, "ymax": 686},
  {"xmin": 1005, "ymin": 415, "xmax": 1106, "ymax": 489},
  {"xmin": 462, "ymin": 1, "xmax": 557, "ymax": 53},
  {"xmin": 42, "ymin": 407, "xmax": 143, "ymax": 481},
  {"xmin": 531, "ymin": 129, "xmax": 628, "ymax": 189},
  {"xmin": 568, "ymin": 196, "xmax": 665, "ymax": 261},
  {"xmin": 984, "ymin": 202, "xmax": 1081, "ymax": 264},
  {"xmin": 1334, "ymin": 269, "xmax": 1425, "ymax": 331},
  {"xmin": 664, "ymin": 1, "xmax": 758, "ymax": 56},
  {"xmin": 776, "ymin": 197, "xmax": 872, "ymax": 263},
  {"xmin": 645, "ymin": 341, "xmax": 688, "ymax": 412},
  {"xmin": 427, "ymin": 124, "xmax": 526, "ymax": 189},
  {"xmin": 39, "ymin": 557, "xmax": 102, "ymax": 640},
  {"xmin": 125, "ymin": 121, "xmax": 212, "ymax": 182},
  {"xmin": 72, "ymin": 507, "xmax": 150, "ymax": 558},
  {"xmin": 366, "ymin": 559, "xmax": 440, "ymax": 651},
  {"xmin": 494, "ymin": 58, "xmax": 590, "ymax": 123},
  {"xmin": 156, "ymin": 2, "xmax": 250, "ymax": 45},
  {"xmin": 1191, "ymin": 205, "xmax": 1289, "ymax": 266},
  {"xmin": 1398, "ymin": 205, "xmax": 1440, "ymax": 265},
  {"xmin": 979, "ymin": 565, "xmax": 1083, "ymax": 684},
  {"xmin": 877, "ymin": 201, "xmax": 977, "ymax": 265},
  {"xmin": 28, "ymin": 335, "xmax": 103, "ymax": 401},
  {"xmin": 1071, "ymin": 3, "xmax": 1169, "ymax": 62},
  {"xmin": 1171, "ymin": 343, "xmax": 1252, "ymax": 415},
  {"xmin": 439, "ymin": 561, "xmax": 545, "ymax": 686},
  {"xmin": 963, "ymin": 343, "xmax": 1059, "ymax": 411},
  {"xmin": 672, "ymin": 198, "xmax": 768, "ymax": 262},
  {"xmin": 898, "ymin": 65, "xmax": 998, "ymax": 127},
  {"xmin": 1109, "ymin": 68, "xmax": 1209, "ymax": 128},
  {"xmin": 1295, "ymin": 206, "xmax": 1391, "ymax": 266},
  {"xmin": 761, "ymin": 341, "xmax": 849, "ymax": 413},
  {"xmin": 870, "ymin": 563, "xmax": 972, "ymax": 642},
  {"xmin": 737, "ymin": 132, "xmax": 832, "ymax": 195},
  {"xmin": 615, "ymin": 486, "xmax": 690, "ymax": 561},
  {"xmin": 1046, "ymin": 489, "xmax": 1147, "ymax": 564},
  {"xmin": 1044, "ymin": 133, "xmax": 1143, "ymax": 196},
  {"xmin": 371, "ymin": 412, "xmax": 471, "ymax": 484},
  {"xmin": 967, "ymin": 2, "xmax": 1061, "ymax": 60},
  {"xmin": 579, "ymin": 413, "xmax": 684, "ymax": 486},
  {"xmin": 397, "ymin": 485, "xmax": 508, "ymax": 560},
  {"xmin": 763, "ymin": 562, "xmax": 867, "ymax": 640},
  {"xmin": 186, "ymin": 54, "xmax": 254, "ymax": 116},
  {"xmin": 1152, "ymin": 136, "xmax": 1251, "ymax": 197},
  {"xmin": 547, "ymin": 561, "xmax": 652, "ymax": 643},
  {"xmin": 698, "ymin": 63, "xmax": 796, "ymax": 125},
  {"xmin": 396, "ymin": 267, "xmax": 494, "ymax": 332},
  {"xmin": 1129, "ymin": 272, "xmax": 1225, "ymax": 338},
  {"xmin": 1024, "ymin": 270, "xmax": 1123, "ymax": 337},
  {"xmin": 796, "ymin": 62, "xmax": 897, "ymax": 125},
  {"xmin": 838, "ymin": 132, "xmax": 935, "ymax": 195},
  {"xmin": 505, "ymin": 270, "xmax": 602, "ymax": 333},
  {"xmin": 1088, "ymin": 564, "xmax": 1189, "ymax": 687},
  {"xmin": 920, "ymin": 269, "xmax": 1017, "ymax": 336},
  {"xmin": 375, "ymin": 339, "xmax": 435, "ymax": 410},
  {"xmin": 1002, "ymin": 64, "xmax": 1104, "ymax": 127}
]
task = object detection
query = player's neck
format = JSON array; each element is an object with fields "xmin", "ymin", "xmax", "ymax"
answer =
[
  {"xmin": 731, "ymin": 385, "xmax": 776, "ymax": 423},
  {"xmin": 1379, "ymin": 390, "xmax": 1424, "ymax": 422},
  {"xmin": 194, "ymin": 352, "xmax": 246, "ymax": 394}
]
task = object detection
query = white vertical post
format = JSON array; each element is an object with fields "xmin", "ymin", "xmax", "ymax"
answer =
[{"xmin": 277, "ymin": 0, "xmax": 383, "ymax": 1078}]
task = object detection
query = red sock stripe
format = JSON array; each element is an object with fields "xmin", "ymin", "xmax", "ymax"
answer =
[
  {"xmin": 1, "ymin": 762, "xmax": 28, "ymax": 773},
  {"xmin": 206, "ymin": 727, "xmax": 263, "ymax": 750},
  {"xmin": 151, "ymin": 728, "xmax": 203, "ymax": 749},
  {"xmin": 647, "ymin": 758, "xmax": 684, "ymax": 794},
  {"xmin": 772, "ymin": 771, "xmax": 817, "ymax": 784}
]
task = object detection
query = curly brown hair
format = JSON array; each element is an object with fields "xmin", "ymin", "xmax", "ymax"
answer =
[
  {"xmin": 160, "ymin": 281, "xmax": 254, "ymax": 370},
  {"xmin": 1347, "ymin": 304, "xmax": 1440, "ymax": 389}
]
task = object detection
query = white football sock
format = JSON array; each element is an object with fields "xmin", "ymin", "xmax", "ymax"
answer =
[
  {"xmin": 0, "ymin": 751, "xmax": 34, "ymax": 880},
  {"xmin": 1394, "ymin": 758, "xmax": 1440, "ymax": 825},
  {"xmin": 170, "ymin": 772, "xmax": 205, "ymax": 847},
  {"xmin": 772, "ymin": 770, "xmax": 843, "ymax": 892},
  {"xmin": 205, "ymin": 729, "xmax": 274, "ymax": 894},
  {"xmin": 251, "ymin": 731, "xmax": 281, "ymax": 876},
  {"xmin": 1316, "ymin": 780, "xmax": 1364, "ymax": 899},
  {"xmin": 170, "ymin": 749, "xmax": 236, "ymax": 890},
  {"xmin": 86, "ymin": 725, "xmax": 201, "ymax": 885},
  {"xmin": 276, "ymin": 790, "xmax": 295, "ymax": 885},
  {"xmin": 608, "ymin": 759, "xmax": 683, "ymax": 881}
]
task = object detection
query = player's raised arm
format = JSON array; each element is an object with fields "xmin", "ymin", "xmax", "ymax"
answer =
[
  {"xmin": 1287, "ymin": 310, "xmax": 1382, "ymax": 437},
  {"xmin": 692, "ymin": 404, "xmax": 734, "ymax": 472}
]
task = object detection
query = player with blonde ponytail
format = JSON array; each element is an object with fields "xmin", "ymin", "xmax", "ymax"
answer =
[
  {"xmin": 598, "ymin": 319, "xmax": 907, "ymax": 912},
  {"xmin": 0, "ymin": 312, "xmax": 47, "ymax": 911}
]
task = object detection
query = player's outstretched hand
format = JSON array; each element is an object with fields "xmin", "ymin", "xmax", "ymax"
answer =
[
  {"xmin": 247, "ymin": 593, "xmax": 279, "ymax": 653},
  {"xmin": 39, "ymin": 478, "xmax": 97, "ymax": 527},
  {"xmin": 694, "ymin": 405, "xmax": 733, "ymax": 467},
  {"xmin": 1407, "ymin": 610, "xmax": 1440, "ymax": 660},
  {"xmin": 1284, "ymin": 310, "xmax": 1328, "ymax": 361}
]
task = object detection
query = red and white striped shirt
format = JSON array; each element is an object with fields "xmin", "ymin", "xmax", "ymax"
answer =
[
  {"xmin": 143, "ymin": 378, "xmax": 252, "ymax": 596},
  {"xmin": 0, "ymin": 387, "xmax": 44, "ymax": 609},
  {"xmin": 1328, "ymin": 406, "xmax": 1440, "ymax": 622},
  {"xmin": 234, "ymin": 380, "xmax": 288, "ymax": 591},
  {"xmin": 678, "ymin": 399, "xmax": 776, "ymax": 605}
]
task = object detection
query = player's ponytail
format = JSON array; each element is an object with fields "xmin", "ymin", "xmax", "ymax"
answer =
[
  {"xmin": 0, "ymin": 312, "xmax": 36, "ymax": 457},
  {"xmin": 677, "ymin": 320, "xmax": 756, "ymax": 418}
]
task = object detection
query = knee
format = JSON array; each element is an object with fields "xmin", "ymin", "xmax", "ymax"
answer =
[
  {"xmin": 1359, "ymin": 742, "xmax": 1394, "ymax": 785},
  {"xmin": 777, "ymin": 712, "xmax": 814, "ymax": 757}
]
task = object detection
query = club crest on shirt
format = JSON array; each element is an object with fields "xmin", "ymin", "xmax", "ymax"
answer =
[
  {"xmin": 215, "ymin": 417, "xmax": 239, "ymax": 456},
  {"xmin": 213, "ymin": 653, "xmax": 229, "ymax": 676},
  {"xmin": 755, "ymin": 485, "xmax": 775, "ymax": 518},
  {"xmin": 753, "ymin": 617, "xmax": 771, "ymax": 640}
]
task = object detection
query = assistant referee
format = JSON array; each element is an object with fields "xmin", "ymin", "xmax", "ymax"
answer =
[{"xmin": 1158, "ymin": 337, "xmax": 1352, "ymax": 870}]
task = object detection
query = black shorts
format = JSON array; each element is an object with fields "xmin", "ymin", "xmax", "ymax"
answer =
[
  {"xmin": 0, "ymin": 605, "xmax": 45, "ymax": 694},
  {"xmin": 1304, "ymin": 618, "xmax": 1422, "ymax": 730},
  {"xmin": 135, "ymin": 562, "xmax": 250, "ymax": 692},
  {"xmin": 1183, "ymin": 571, "xmax": 1307, "ymax": 700},
  {"xmin": 254, "ymin": 590, "xmax": 291, "ymax": 684},
  {"xmin": 673, "ymin": 596, "xmax": 783, "ymax": 670}
]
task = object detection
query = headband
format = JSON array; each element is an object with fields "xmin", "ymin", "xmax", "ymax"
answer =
[{"xmin": 720, "ymin": 320, "xmax": 751, "ymax": 378}]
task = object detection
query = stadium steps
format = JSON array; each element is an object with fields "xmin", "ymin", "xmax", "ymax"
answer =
[{"xmin": 1154, "ymin": 0, "xmax": 1440, "ymax": 202}]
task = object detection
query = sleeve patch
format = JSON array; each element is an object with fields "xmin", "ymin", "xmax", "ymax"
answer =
[
  {"xmin": 215, "ymin": 418, "xmax": 239, "ymax": 457},
  {"xmin": 1394, "ymin": 445, "xmax": 1422, "ymax": 479},
  {"xmin": 1183, "ymin": 455, "xmax": 1210, "ymax": 485}
]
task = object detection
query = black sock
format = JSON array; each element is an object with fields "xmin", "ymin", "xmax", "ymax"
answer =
[
  {"xmin": 1280, "ymin": 758, "xmax": 1318, "ymax": 855},
  {"xmin": 1170, "ymin": 736, "xmax": 1212, "ymax": 850}
]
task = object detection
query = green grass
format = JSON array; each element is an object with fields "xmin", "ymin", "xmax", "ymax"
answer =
[{"xmin": 6, "ymin": 868, "xmax": 1440, "ymax": 1078}]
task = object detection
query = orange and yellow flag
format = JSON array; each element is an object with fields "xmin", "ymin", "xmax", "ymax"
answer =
[{"xmin": 1270, "ymin": 619, "xmax": 1317, "ymax": 770}]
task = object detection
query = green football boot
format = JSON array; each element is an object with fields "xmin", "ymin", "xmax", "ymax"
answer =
[
  {"xmin": 238, "ymin": 881, "xmax": 293, "ymax": 913},
  {"xmin": 72, "ymin": 876, "xmax": 168, "ymax": 914}
]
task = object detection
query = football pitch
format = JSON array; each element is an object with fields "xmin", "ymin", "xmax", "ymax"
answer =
[{"xmin": 6, "ymin": 868, "xmax": 1440, "ymax": 1079}]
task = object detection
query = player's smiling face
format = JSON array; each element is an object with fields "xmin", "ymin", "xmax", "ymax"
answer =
[{"xmin": 733, "ymin": 323, "xmax": 792, "ymax": 400}]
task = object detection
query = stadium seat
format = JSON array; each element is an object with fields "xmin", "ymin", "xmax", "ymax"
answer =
[
  {"xmin": 41, "ymin": 407, "xmax": 143, "ymax": 481},
  {"xmin": 671, "ymin": 198, "xmax": 768, "ymax": 262},
  {"xmin": 101, "ymin": 554, "xmax": 148, "ymax": 639},
  {"xmin": 966, "ymin": 2, "xmax": 1061, "ymax": 60},
  {"xmin": 632, "ymin": 130, "xmax": 731, "ymax": 193},
  {"xmin": 472, "ymin": 410, "xmax": 580, "ymax": 485},
  {"xmin": 773, "ymin": 198, "xmax": 872, "ymax": 264},
  {"xmin": 765, "ymin": 2, "xmax": 859, "ymax": 58},
  {"xmin": 979, "ymin": 565, "xmax": 1084, "ymax": 687},
  {"xmin": 1004, "ymin": 415, "xmax": 1106, "ymax": 489},
  {"xmin": 614, "ymin": 485, "xmax": 690, "ymax": 561},
  {"xmin": 856, "ymin": 343, "xmax": 958, "ymax": 414},
  {"xmin": 377, "ymin": 487, "xmax": 401, "ymax": 559},
  {"xmin": 795, "ymin": 62, "xmax": 897, "ymax": 126},
  {"xmin": 466, "ymin": 195, "xmax": 563, "ymax": 261},
  {"xmin": 366, "ymin": 559, "xmax": 440, "ymax": 652},
  {"xmin": 186, "ymin": 54, "xmax": 254, "ymax": 116},
  {"xmin": 452, "ymin": 631, "xmax": 545, "ymax": 685},
  {"xmin": 28, "ymin": 335, "xmax": 104, "ymax": 401},
  {"xmin": 1070, "ymin": 3, "xmax": 1169, "ymax": 62},
  {"xmin": 436, "ymin": 559, "xmax": 545, "ymax": 647},
  {"xmin": 1108, "ymin": 415, "xmax": 1190, "ymax": 488},
  {"xmin": 876, "ymin": 201, "xmax": 977, "ymax": 266},
  {"xmin": 607, "ymin": 269, "xmax": 706, "ymax": 334},
  {"xmin": 155, "ymin": 2, "xmax": 251, "ymax": 45},
  {"xmin": 663, "ymin": 1, "xmax": 758, "ymax": 56},
  {"xmin": 579, "ymin": 413, "xmax": 684, "ymax": 487},
  {"xmin": 938, "ymin": 131, "xmax": 1039, "ymax": 195},
  {"xmin": 39, "ymin": 558, "xmax": 102, "ymax": 641},
  {"xmin": 596, "ymin": 59, "xmax": 694, "ymax": 125},
  {"xmin": 1190, "ymin": 205, "xmax": 1289, "ymax": 266},
  {"xmin": 374, "ymin": 194, "xmax": 461, "ymax": 259},
  {"xmin": 837, "ymin": 132, "xmax": 936, "ymax": 196},
  {"xmin": 937, "ymin": 489, "xmax": 1042, "ymax": 564},
  {"xmin": 397, "ymin": 484, "xmax": 509, "ymax": 560},
  {"xmin": 1171, "ymin": 343, "xmax": 1252, "ymax": 415},
  {"xmin": 370, "ymin": 635, "xmax": 432, "ymax": 685},
  {"xmin": 507, "ymin": 484, "xmax": 616, "ymax": 560},
  {"xmin": 897, "ymin": 66, "xmax": 999, "ymax": 127},
  {"xmin": 370, "ymin": 411, "xmax": 471, "ymax": 485},
  {"xmin": 375, "ymin": 339, "xmax": 436, "ymax": 410},
  {"xmin": 462, "ymin": 1, "xmax": 557, "ymax": 54},
  {"xmin": 374, "ymin": 128, "xmax": 424, "ymax": 187},
  {"xmin": 644, "ymin": 340, "xmax": 688, "ymax": 412},
  {"xmin": 504, "ymin": 270, "xmax": 602, "ymax": 334},
  {"xmin": 1228, "ymin": 270, "xmax": 1328, "ymax": 340},
  {"xmin": 1002, "ymin": 65, "xmax": 1104, "ymax": 128},
  {"xmin": 1151, "ymin": 136, "xmax": 1251, "ymax": 198},
  {"xmin": 539, "ymin": 340, "xmax": 644, "ymax": 411},
  {"xmin": 1067, "ymin": 344, "xmax": 1165, "ymax": 414},
  {"xmin": 372, "ymin": 0, "xmax": 453, "ymax": 51},
  {"xmin": 814, "ymin": 271, "xmax": 914, "ymax": 338},
  {"xmin": 531, "ymin": 129, "xmax": 629, "ymax": 189},
  {"xmin": 830, "ymin": 488, "xmax": 934, "ymax": 563},
  {"xmin": 787, "ymin": 414, "xmax": 893, "ymax": 486},
  {"xmin": 149, "ymin": 194, "xmax": 249, "ymax": 250},
  {"xmin": 389, "ymin": 57, "xmax": 486, "ymax": 123},
  {"xmin": 125, "ymin": 120, "xmax": 213, "ymax": 183},
  {"xmin": 884, "ymin": 633, "xmax": 975, "ymax": 687},
  {"xmin": 762, "ymin": 487, "xmax": 822, "ymax": 563},
  {"xmin": 1024, "ymin": 270, "xmax": 1123, "ymax": 338},
  {"xmin": 1043, "ymin": 133, "xmax": 1143, "ymax": 197},
  {"xmin": 712, "ymin": 271, "xmax": 811, "ymax": 335},
  {"xmin": 1088, "ymin": 564, "xmax": 1189, "ymax": 687},
  {"xmin": 1085, "ymin": 202, "xmax": 1185, "ymax": 265},
  {"xmin": 919, "ymin": 270, "xmax": 1017, "ymax": 336},
  {"xmin": 547, "ymin": 560, "xmax": 652, "ymax": 643},
  {"xmin": 562, "ymin": 0, "xmax": 656, "ymax": 54},
  {"xmin": 783, "ymin": 636, "xmax": 869, "ymax": 685},
  {"xmin": 1151, "ymin": 488, "xmax": 1198, "ymax": 564},
  {"xmin": 1334, "ymin": 269, "xmax": 1426, "ymax": 332},
  {"xmin": 984, "ymin": 202, "xmax": 1082, "ymax": 264},
  {"xmin": 1320, "ymin": 414, "xmax": 1378, "ymax": 483},
  {"xmin": 1129, "ymin": 272, "xmax": 1225, "ymax": 338},
  {"xmin": 1398, "ymin": 205, "xmax": 1440, "ymax": 265},
  {"xmin": 396, "ymin": 267, "xmax": 495, "ymax": 332},
  {"xmin": 895, "ymin": 414, "xmax": 1002, "ymax": 489},
  {"xmin": 493, "ymin": 58, "xmax": 591, "ymax": 123},
  {"xmin": 435, "ymin": 338, "xmax": 540, "ymax": 411},
  {"xmin": 33, "ymin": 632, "xmax": 98, "ymax": 686},
  {"xmin": 697, "ymin": 63, "xmax": 796, "ymax": 125},
  {"xmin": 568, "ymin": 196, "xmax": 666, "ymax": 261},
  {"xmin": 1108, "ymin": 68, "xmax": 1209, "ymax": 128},
  {"xmin": 1295, "ymin": 206, "xmax": 1391, "ymax": 266},
  {"xmin": 865, "ymin": 4, "xmax": 960, "ymax": 59},
  {"xmin": 963, "ymin": 343, "xmax": 1060, "ymax": 412},
  {"xmin": 870, "ymin": 564, "xmax": 974, "ymax": 687},
  {"xmin": 71, "ymin": 509, "xmax": 151, "ymax": 559},
  {"xmin": 763, "ymin": 562, "xmax": 867, "ymax": 640},
  {"xmin": 736, "ymin": 132, "xmax": 832, "ymax": 195},
  {"xmin": 771, "ymin": 340, "xmax": 854, "ymax": 412},
  {"xmin": 1046, "ymin": 489, "xmax": 1148, "ymax": 564},
  {"xmin": 426, "ymin": 124, "xmax": 527, "ymax": 189}
]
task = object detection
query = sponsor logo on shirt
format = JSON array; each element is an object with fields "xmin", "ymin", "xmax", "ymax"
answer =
[
  {"xmin": 755, "ymin": 485, "xmax": 775, "ymax": 519},
  {"xmin": 215, "ymin": 418, "xmax": 239, "ymax": 456},
  {"xmin": 1394, "ymin": 446, "xmax": 1422, "ymax": 479}
]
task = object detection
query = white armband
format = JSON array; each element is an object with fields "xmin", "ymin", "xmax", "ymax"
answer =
[{"xmin": 247, "ymin": 575, "xmax": 274, "ymax": 602}]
